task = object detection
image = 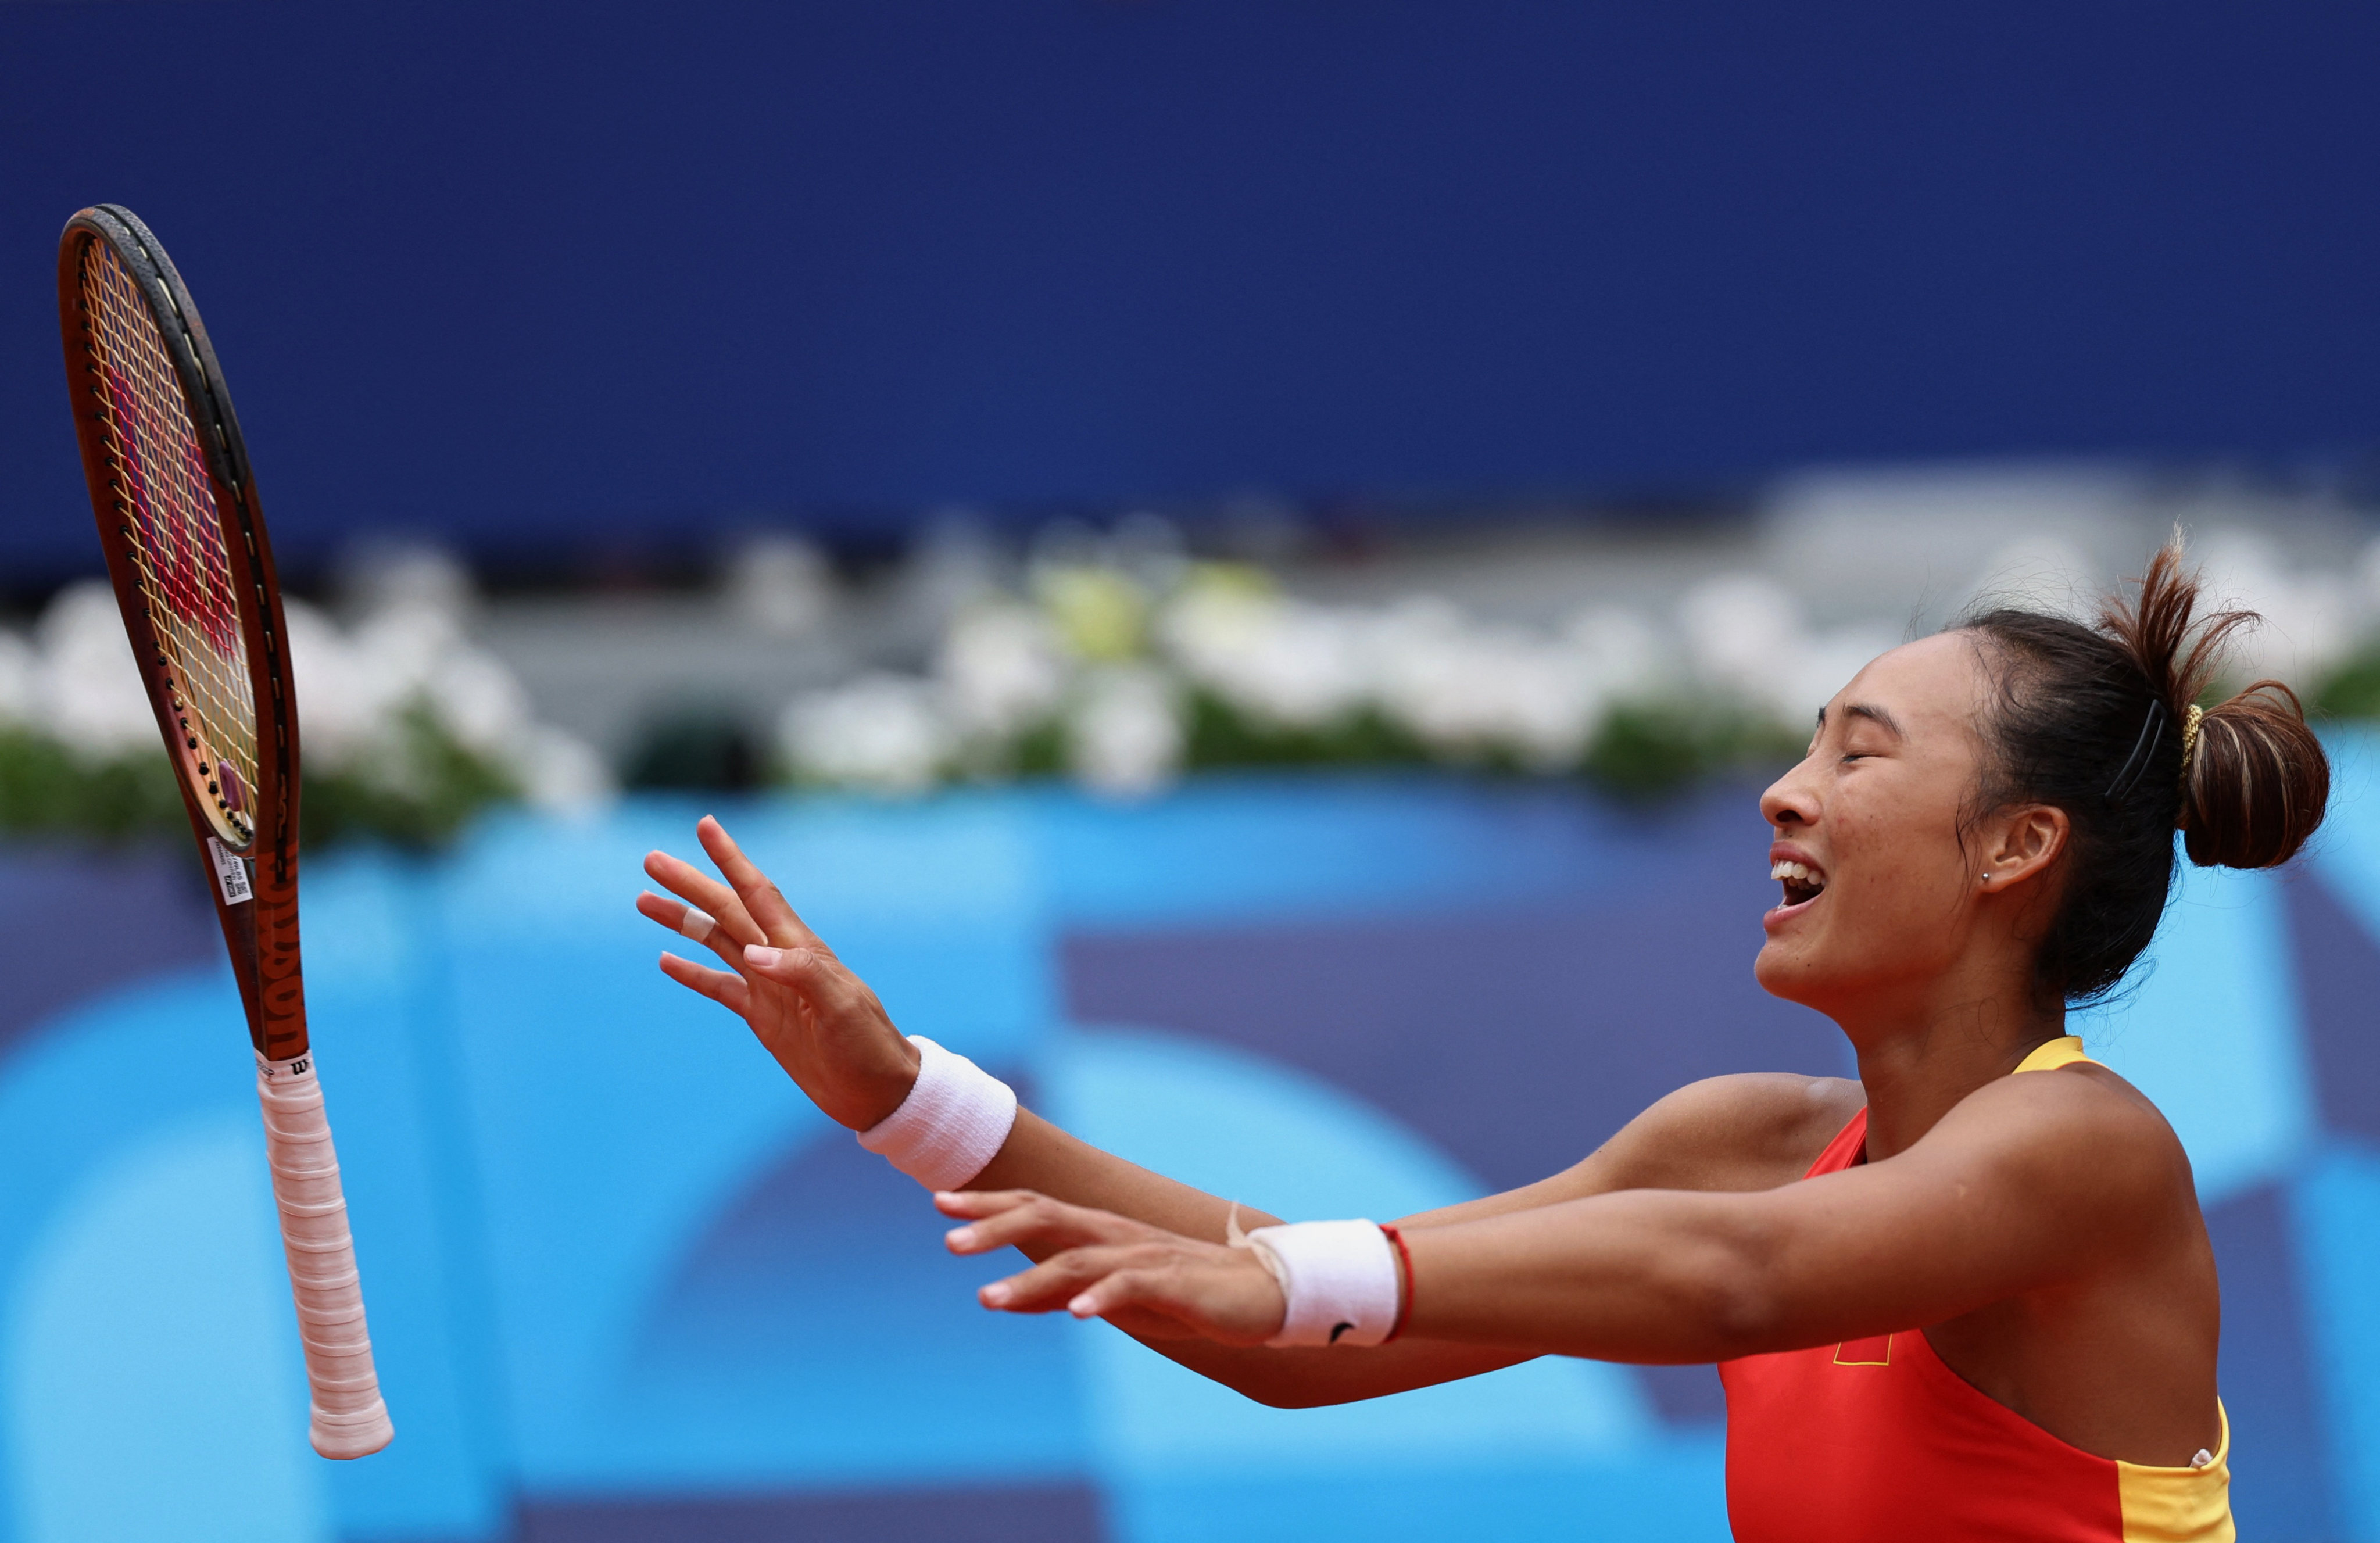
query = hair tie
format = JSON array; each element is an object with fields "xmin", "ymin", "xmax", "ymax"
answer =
[{"xmin": 2180, "ymin": 704, "xmax": 2204, "ymax": 784}]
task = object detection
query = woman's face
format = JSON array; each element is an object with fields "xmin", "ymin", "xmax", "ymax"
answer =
[{"xmin": 1754, "ymin": 632, "xmax": 2001, "ymax": 1019}]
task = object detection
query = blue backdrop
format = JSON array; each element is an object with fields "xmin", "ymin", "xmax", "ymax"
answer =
[
  {"xmin": 0, "ymin": 735, "xmax": 2377, "ymax": 1541},
  {"xmin": 2, "ymin": 2, "xmax": 2377, "ymax": 575}
]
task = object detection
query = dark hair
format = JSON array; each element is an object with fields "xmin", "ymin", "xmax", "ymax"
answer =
[{"xmin": 1960, "ymin": 543, "xmax": 2329, "ymax": 1003}]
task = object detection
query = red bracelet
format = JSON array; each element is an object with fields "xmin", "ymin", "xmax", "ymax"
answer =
[{"xmin": 1379, "ymin": 1224, "xmax": 1415, "ymax": 1342}]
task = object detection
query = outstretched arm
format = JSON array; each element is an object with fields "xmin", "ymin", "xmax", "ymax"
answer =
[
  {"xmin": 953, "ymin": 1062, "xmax": 2181, "ymax": 1369},
  {"xmin": 639, "ymin": 815, "xmax": 1853, "ymax": 1406}
]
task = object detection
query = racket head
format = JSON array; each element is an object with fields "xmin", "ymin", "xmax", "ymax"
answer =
[{"xmin": 57, "ymin": 205, "xmax": 298, "ymax": 867}]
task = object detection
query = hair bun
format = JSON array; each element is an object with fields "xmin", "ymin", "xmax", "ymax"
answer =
[{"xmin": 2180, "ymin": 680, "xmax": 2327, "ymax": 869}]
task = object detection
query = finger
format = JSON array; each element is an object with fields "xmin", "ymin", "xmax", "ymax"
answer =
[
  {"xmin": 1068, "ymin": 1266, "xmax": 1171, "ymax": 1320},
  {"xmin": 636, "ymin": 889, "xmax": 744, "ymax": 965},
  {"xmin": 978, "ymin": 1244, "xmax": 1155, "ymax": 1313},
  {"xmin": 1069, "ymin": 1266, "xmax": 1240, "ymax": 1334},
  {"xmin": 934, "ymin": 1189, "xmax": 1043, "ymax": 1220},
  {"xmin": 696, "ymin": 815, "xmax": 824, "ymax": 948},
  {"xmin": 658, "ymin": 951, "xmax": 751, "ymax": 1014},
  {"xmin": 643, "ymin": 850, "xmax": 767, "ymax": 948},
  {"xmin": 942, "ymin": 1194, "xmax": 1144, "ymax": 1256}
]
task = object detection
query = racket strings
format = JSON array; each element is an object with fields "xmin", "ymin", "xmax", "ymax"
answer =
[{"xmin": 78, "ymin": 238, "xmax": 259, "ymax": 844}]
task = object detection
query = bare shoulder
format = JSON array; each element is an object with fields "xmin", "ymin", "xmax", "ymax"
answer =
[
  {"xmin": 1926, "ymin": 1058, "xmax": 2193, "ymax": 1203},
  {"xmin": 1593, "ymin": 1071, "xmax": 1867, "ymax": 1194}
]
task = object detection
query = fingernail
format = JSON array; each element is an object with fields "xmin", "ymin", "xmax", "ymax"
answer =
[
  {"xmin": 981, "ymin": 1283, "xmax": 1011, "ymax": 1306},
  {"xmin": 1069, "ymin": 1295, "xmax": 1097, "ymax": 1317},
  {"xmin": 946, "ymin": 1227, "xmax": 978, "ymax": 1250},
  {"xmin": 745, "ymin": 944, "xmax": 782, "ymax": 968}
]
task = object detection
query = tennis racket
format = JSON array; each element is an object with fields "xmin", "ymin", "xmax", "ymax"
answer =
[{"xmin": 56, "ymin": 205, "xmax": 393, "ymax": 1460}]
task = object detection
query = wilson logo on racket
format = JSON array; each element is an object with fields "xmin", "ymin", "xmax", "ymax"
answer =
[{"xmin": 98, "ymin": 363, "xmax": 238, "ymax": 657}]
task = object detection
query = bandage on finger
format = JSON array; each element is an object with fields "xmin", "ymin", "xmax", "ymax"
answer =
[{"xmin": 677, "ymin": 904, "xmax": 718, "ymax": 945}]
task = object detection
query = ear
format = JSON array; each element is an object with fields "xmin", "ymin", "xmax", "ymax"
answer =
[{"xmin": 1978, "ymin": 804, "xmax": 2068, "ymax": 894}]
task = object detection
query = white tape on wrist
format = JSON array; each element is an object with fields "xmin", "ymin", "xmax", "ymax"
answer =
[
  {"xmin": 854, "ymin": 1036, "xmax": 1018, "ymax": 1192},
  {"xmin": 1243, "ymin": 1219, "xmax": 1401, "ymax": 1347}
]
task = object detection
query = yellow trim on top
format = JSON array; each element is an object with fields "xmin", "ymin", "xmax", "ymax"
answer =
[
  {"xmin": 2015, "ymin": 1035, "xmax": 2092, "ymax": 1073},
  {"xmin": 2010, "ymin": 1034, "xmax": 2230, "ymax": 1538},
  {"xmin": 2115, "ymin": 1401, "xmax": 2233, "ymax": 1542}
]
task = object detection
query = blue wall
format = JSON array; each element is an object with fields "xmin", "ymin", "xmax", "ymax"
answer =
[
  {"xmin": 1, "ymin": 740, "xmax": 2378, "ymax": 1540},
  {"xmin": 3, "ymin": 2, "xmax": 2377, "ymax": 574}
]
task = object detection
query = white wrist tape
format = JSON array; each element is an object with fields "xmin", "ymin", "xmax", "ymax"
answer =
[
  {"xmin": 855, "ymin": 1035, "xmax": 1018, "ymax": 1192},
  {"xmin": 1243, "ymin": 1219, "xmax": 1401, "ymax": 1347}
]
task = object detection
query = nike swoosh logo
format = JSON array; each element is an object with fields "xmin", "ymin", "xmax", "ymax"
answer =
[{"xmin": 1329, "ymin": 1322, "xmax": 1355, "ymax": 1344}]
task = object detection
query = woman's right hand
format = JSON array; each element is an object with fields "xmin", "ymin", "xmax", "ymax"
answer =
[{"xmin": 638, "ymin": 815, "xmax": 921, "ymax": 1131}]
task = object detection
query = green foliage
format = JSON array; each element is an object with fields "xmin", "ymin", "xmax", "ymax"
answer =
[
  {"xmin": 1581, "ymin": 700, "xmax": 1806, "ymax": 801},
  {"xmin": 0, "ymin": 705, "xmax": 518, "ymax": 851},
  {"xmin": 300, "ymin": 706, "xmax": 521, "ymax": 850},
  {"xmin": 2316, "ymin": 645, "xmax": 2380, "ymax": 722},
  {"xmin": 1181, "ymin": 689, "xmax": 1432, "ymax": 771},
  {"xmin": 621, "ymin": 708, "xmax": 763, "ymax": 793},
  {"xmin": 0, "ymin": 726, "xmax": 187, "ymax": 842},
  {"xmin": 1007, "ymin": 717, "xmax": 1071, "ymax": 778}
]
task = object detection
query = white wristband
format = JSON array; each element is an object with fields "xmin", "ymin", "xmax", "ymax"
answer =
[
  {"xmin": 1243, "ymin": 1219, "xmax": 1402, "ymax": 1347},
  {"xmin": 855, "ymin": 1036, "xmax": 1018, "ymax": 1192}
]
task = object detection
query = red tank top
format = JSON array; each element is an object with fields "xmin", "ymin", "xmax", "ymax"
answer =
[{"xmin": 1716, "ymin": 1038, "xmax": 2234, "ymax": 1542}]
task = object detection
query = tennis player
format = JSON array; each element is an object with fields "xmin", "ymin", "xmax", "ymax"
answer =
[{"xmin": 640, "ymin": 545, "xmax": 2323, "ymax": 1540}]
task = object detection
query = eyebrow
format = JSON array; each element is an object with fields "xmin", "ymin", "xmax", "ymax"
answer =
[{"xmin": 1815, "ymin": 703, "xmax": 1907, "ymax": 738}]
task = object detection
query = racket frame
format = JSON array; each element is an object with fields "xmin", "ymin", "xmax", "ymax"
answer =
[{"xmin": 58, "ymin": 203, "xmax": 308, "ymax": 1062}]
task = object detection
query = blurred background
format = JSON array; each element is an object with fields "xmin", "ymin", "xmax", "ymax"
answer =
[{"xmin": 2, "ymin": 3, "xmax": 2379, "ymax": 1540}]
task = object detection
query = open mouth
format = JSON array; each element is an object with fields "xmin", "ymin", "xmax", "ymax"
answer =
[{"xmin": 1770, "ymin": 860, "xmax": 1827, "ymax": 910}]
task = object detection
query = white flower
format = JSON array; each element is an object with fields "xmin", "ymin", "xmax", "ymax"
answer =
[
  {"xmin": 1160, "ymin": 585, "xmax": 1368, "ymax": 728},
  {"xmin": 425, "ymin": 651, "xmax": 534, "ymax": 757},
  {"xmin": 1676, "ymin": 573, "xmax": 1808, "ymax": 710},
  {"xmin": 1673, "ymin": 574, "xmax": 1906, "ymax": 723},
  {"xmin": 1069, "ymin": 665, "xmax": 1182, "ymax": 798},
  {"xmin": 282, "ymin": 599, "xmax": 378, "ymax": 762},
  {"xmin": 512, "ymin": 724, "xmax": 614, "ymax": 815},
  {"xmin": 778, "ymin": 674, "xmax": 951, "ymax": 795},
  {"xmin": 33, "ymin": 582, "xmax": 156, "ymax": 758},
  {"xmin": 939, "ymin": 603, "xmax": 1069, "ymax": 738},
  {"xmin": 1562, "ymin": 607, "xmax": 1665, "ymax": 694},
  {"xmin": 1367, "ymin": 601, "xmax": 1611, "ymax": 768}
]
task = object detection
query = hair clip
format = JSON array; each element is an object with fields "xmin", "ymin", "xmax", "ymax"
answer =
[{"xmin": 2103, "ymin": 697, "xmax": 2168, "ymax": 801}]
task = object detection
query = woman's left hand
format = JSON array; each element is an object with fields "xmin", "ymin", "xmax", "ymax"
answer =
[{"xmin": 938, "ymin": 1190, "xmax": 1287, "ymax": 1346}]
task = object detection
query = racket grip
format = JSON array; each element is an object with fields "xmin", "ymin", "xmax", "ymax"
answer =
[{"xmin": 256, "ymin": 1052, "xmax": 393, "ymax": 1459}]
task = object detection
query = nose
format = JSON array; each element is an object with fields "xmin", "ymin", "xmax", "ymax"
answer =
[{"xmin": 1760, "ymin": 756, "xmax": 1820, "ymax": 830}]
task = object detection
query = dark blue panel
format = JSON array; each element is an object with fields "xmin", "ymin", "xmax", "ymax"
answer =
[
  {"xmin": 2283, "ymin": 867, "xmax": 2380, "ymax": 1145},
  {"xmin": 1059, "ymin": 880, "xmax": 1842, "ymax": 1194},
  {"xmin": 1635, "ymin": 1363, "xmax": 1728, "ymax": 1425},
  {"xmin": 620, "ymin": 1073, "xmax": 1089, "ymax": 1489},
  {"xmin": 2, "ymin": 3, "xmax": 2376, "ymax": 574},
  {"xmin": 2204, "ymin": 1182, "xmax": 2341, "ymax": 1541},
  {"xmin": 515, "ymin": 1482, "xmax": 1107, "ymax": 1543},
  {"xmin": 0, "ymin": 846, "xmax": 221, "ymax": 1060}
]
